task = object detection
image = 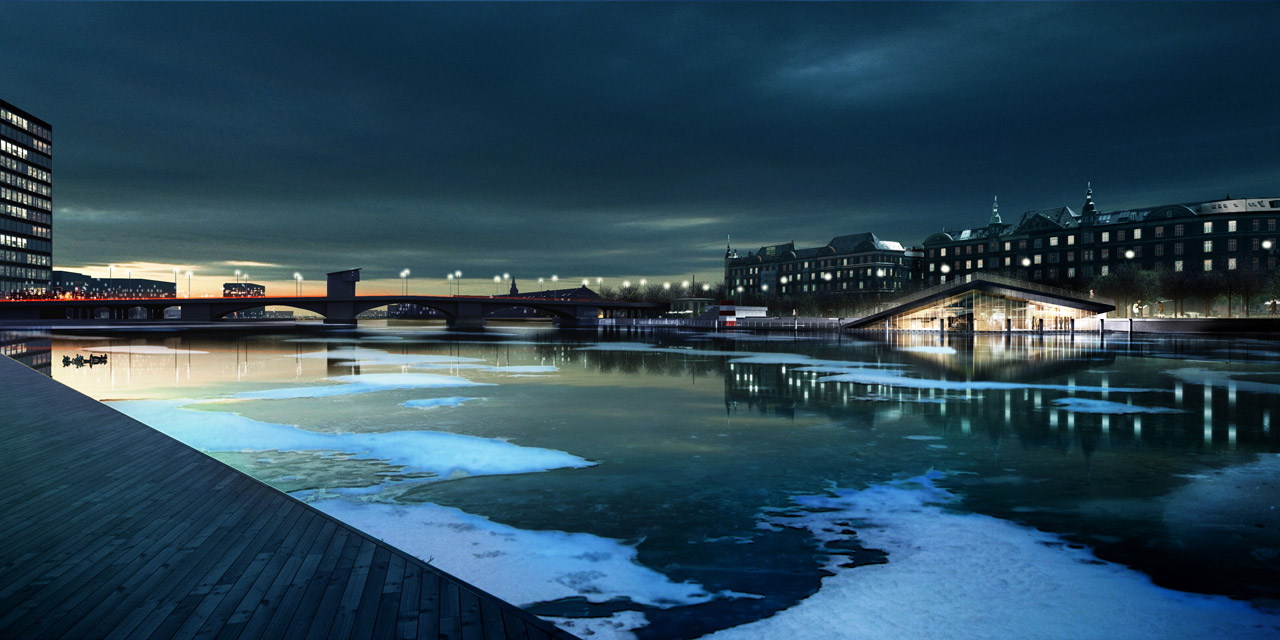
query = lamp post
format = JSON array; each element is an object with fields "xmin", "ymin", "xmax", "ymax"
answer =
[
  {"xmin": 493, "ymin": 275, "xmax": 501, "ymax": 295},
  {"xmin": 294, "ymin": 272, "xmax": 303, "ymax": 297},
  {"xmin": 401, "ymin": 269, "xmax": 411, "ymax": 295},
  {"xmin": 455, "ymin": 270, "xmax": 463, "ymax": 295},
  {"xmin": 447, "ymin": 273, "xmax": 454, "ymax": 295},
  {"xmin": 187, "ymin": 271, "xmax": 193, "ymax": 297},
  {"xmin": 234, "ymin": 269, "xmax": 241, "ymax": 284}
]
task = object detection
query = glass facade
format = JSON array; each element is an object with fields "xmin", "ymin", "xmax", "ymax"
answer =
[
  {"xmin": 880, "ymin": 289, "xmax": 1101, "ymax": 332},
  {"xmin": 0, "ymin": 99, "xmax": 52, "ymax": 296}
]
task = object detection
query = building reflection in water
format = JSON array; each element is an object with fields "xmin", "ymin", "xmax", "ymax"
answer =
[{"xmin": 2, "ymin": 331, "xmax": 52, "ymax": 376}]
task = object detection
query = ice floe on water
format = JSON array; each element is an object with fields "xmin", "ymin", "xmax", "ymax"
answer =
[
  {"xmin": 699, "ymin": 472, "xmax": 1279, "ymax": 640},
  {"xmin": 85, "ymin": 345, "xmax": 209, "ymax": 355},
  {"xmin": 898, "ymin": 346, "xmax": 956, "ymax": 355},
  {"xmin": 308, "ymin": 497, "xmax": 726, "ymax": 610},
  {"xmin": 1166, "ymin": 368, "xmax": 1280, "ymax": 395},
  {"xmin": 110, "ymin": 399, "xmax": 590, "ymax": 480},
  {"xmin": 817, "ymin": 368, "xmax": 1157, "ymax": 393},
  {"xmin": 1051, "ymin": 398, "xmax": 1182, "ymax": 414},
  {"xmin": 541, "ymin": 611, "xmax": 649, "ymax": 640},
  {"xmin": 231, "ymin": 373, "xmax": 489, "ymax": 400},
  {"xmin": 403, "ymin": 397, "xmax": 474, "ymax": 410}
]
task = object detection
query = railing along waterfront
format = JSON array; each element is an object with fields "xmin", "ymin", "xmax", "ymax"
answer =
[{"xmin": 866, "ymin": 273, "xmax": 1115, "ymax": 316}]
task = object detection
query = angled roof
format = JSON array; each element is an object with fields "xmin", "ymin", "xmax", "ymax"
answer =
[{"xmin": 845, "ymin": 273, "xmax": 1114, "ymax": 329}]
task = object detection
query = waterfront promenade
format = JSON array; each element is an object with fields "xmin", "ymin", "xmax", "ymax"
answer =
[{"xmin": 0, "ymin": 355, "xmax": 575, "ymax": 639}]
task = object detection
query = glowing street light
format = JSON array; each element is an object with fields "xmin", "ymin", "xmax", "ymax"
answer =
[
  {"xmin": 1124, "ymin": 250, "xmax": 1135, "ymax": 260},
  {"xmin": 582, "ymin": 279, "xmax": 590, "ymax": 286},
  {"xmin": 701, "ymin": 284, "xmax": 710, "ymax": 292},
  {"xmin": 186, "ymin": 271, "xmax": 193, "ymax": 297},
  {"xmin": 623, "ymin": 280, "xmax": 632, "ymax": 288},
  {"xmin": 401, "ymin": 269, "xmax": 411, "ymax": 294},
  {"xmin": 234, "ymin": 269, "xmax": 241, "ymax": 284},
  {"xmin": 639, "ymin": 279, "xmax": 647, "ymax": 287},
  {"xmin": 1264, "ymin": 240, "xmax": 1274, "ymax": 250},
  {"xmin": 294, "ymin": 272, "xmax": 303, "ymax": 296},
  {"xmin": 493, "ymin": 275, "xmax": 502, "ymax": 295},
  {"xmin": 1021, "ymin": 258, "xmax": 1031, "ymax": 267},
  {"xmin": 940, "ymin": 264, "xmax": 951, "ymax": 274},
  {"xmin": 663, "ymin": 282, "xmax": 671, "ymax": 290}
]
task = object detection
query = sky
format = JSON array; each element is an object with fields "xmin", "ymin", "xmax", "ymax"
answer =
[{"xmin": 4, "ymin": 2, "xmax": 1278, "ymax": 296}]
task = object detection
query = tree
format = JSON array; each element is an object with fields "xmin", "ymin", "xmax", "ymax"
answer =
[
  {"xmin": 1232, "ymin": 266, "xmax": 1270, "ymax": 318},
  {"xmin": 1268, "ymin": 270, "xmax": 1280, "ymax": 315},
  {"xmin": 1159, "ymin": 268, "xmax": 1197, "ymax": 318},
  {"xmin": 1091, "ymin": 264, "xmax": 1158, "ymax": 317}
]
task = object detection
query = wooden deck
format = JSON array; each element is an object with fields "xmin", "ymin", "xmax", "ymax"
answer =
[{"xmin": 0, "ymin": 355, "xmax": 577, "ymax": 639}]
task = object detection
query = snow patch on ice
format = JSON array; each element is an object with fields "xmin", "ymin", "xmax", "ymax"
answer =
[
  {"xmin": 904, "ymin": 435, "xmax": 943, "ymax": 441},
  {"xmin": 109, "ymin": 399, "xmax": 591, "ymax": 480},
  {"xmin": 309, "ymin": 497, "xmax": 725, "ymax": 609},
  {"xmin": 1051, "ymin": 398, "xmax": 1182, "ymax": 414},
  {"xmin": 698, "ymin": 472, "xmax": 1279, "ymax": 640}
]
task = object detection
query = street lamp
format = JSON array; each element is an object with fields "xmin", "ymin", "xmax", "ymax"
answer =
[
  {"xmin": 294, "ymin": 272, "xmax": 303, "ymax": 296},
  {"xmin": 1124, "ymin": 250, "xmax": 1135, "ymax": 260},
  {"xmin": 493, "ymin": 275, "xmax": 501, "ymax": 295},
  {"xmin": 582, "ymin": 279, "xmax": 589, "ymax": 286},
  {"xmin": 187, "ymin": 271, "xmax": 193, "ymax": 297},
  {"xmin": 455, "ymin": 270, "xmax": 463, "ymax": 295},
  {"xmin": 400, "ymin": 269, "xmax": 411, "ymax": 295},
  {"xmin": 235, "ymin": 269, "xmax": 241, "ymax": 284},
  {"xmin": 663, "ymin": 282, "xmax": 671, "ymax": 290}
]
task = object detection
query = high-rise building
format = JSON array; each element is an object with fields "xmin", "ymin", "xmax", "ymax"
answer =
[{"xmin": 0, "ymin": 98, "xmax": 53, "ymax": 296}]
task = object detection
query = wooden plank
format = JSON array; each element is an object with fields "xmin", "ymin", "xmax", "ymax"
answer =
[
  {"xmin": 459, "ymin": 588, "xmax": 483, "ymax": 640},
  {"xmin": 480, "ymin": 597, "xmax": 508, "ymax": 640},
  {"xmin": 394, "ymin": 562, "xmax": 421, "ymax": 640},
  {"xmin": 371, "ymin": 551, "xmax": 406, "ymax": 639},
  {"xmin": 415, "ymin": 567, "xmax": 441, "ymax": 640},
  {"xmin": 439, "ymin": 581, "xmax": 462, "ymax": 640},
  {"xmin": 324, "ymin": 538, "xmax": 379, "ymax": 639}
]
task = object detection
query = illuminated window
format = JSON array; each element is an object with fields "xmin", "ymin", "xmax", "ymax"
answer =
[
  {"xmin": 1204, "ymin": 240, "xmax": 1213, "ymax": 253},
  {"xmin": 1101, "ymin": 232, "xmax": 1110, "ymax": 243},
  {"xmin": 1133, "ymin": 228, "xmax": 1142, "ymax": 240},
  {"xmin": 1228, "ymin": 220, "xmax": 1237, "ymax": 232},
  {"xmin": 1174, "ymin": 260, "xmax": 1184, "ymax": 272},
  {"xmin": 1050, "ymin": 236, "xmax": 1059, "ymax": 247},
  {"xmin": 1203, "ymin": 221, "xmax": 1213, "ymax": 234},
  {"xmin": 1228, "ymin": 258, "xmax": 1237, "ymax": 270}
]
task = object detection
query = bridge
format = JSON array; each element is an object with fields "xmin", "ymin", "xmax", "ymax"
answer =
[{"xmin": 0, "ymin": 269, "xmax": 668, "ymax": 329}]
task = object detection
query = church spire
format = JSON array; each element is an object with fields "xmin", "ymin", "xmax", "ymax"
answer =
[
  {"xmin": 988, "ymin": 195, "xmax": 1001, "ymax": 227},
  {"xmin": 725, "ymin": 234, "xmax": 733, "ymax": 260},
  {"xmin": 1082, "ymin": 182, "xmax": 1097, "ymax": 218}
]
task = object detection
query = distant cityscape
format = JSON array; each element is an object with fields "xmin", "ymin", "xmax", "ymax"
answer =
[{"xmin": 5, "ymin": 96, "xmax": 1278, "ymax": 318}]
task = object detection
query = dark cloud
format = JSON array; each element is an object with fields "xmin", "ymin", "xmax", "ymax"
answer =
[{"xmin": 2, "ymin": 2, "xmax": 1276, "ymax": 288}]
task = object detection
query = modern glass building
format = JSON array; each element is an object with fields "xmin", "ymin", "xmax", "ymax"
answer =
[
  {"xmin": 847, "ymin": 273, "xmax": 1114, "ymax": 333},
  {"xmin": 0, "ymin": 98, "xmax": 53, "ymax": 297}
]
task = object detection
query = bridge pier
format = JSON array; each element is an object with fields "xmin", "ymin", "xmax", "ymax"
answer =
[
  {"xmin": 447, "ymin": 302, "xmax": 486, "ymax": 330},
  {"xmin": 555, "ymin": 306, "xmax": 602, "ymax": 329}
]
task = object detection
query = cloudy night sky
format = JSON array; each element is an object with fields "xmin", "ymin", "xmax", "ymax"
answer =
[{"xmin": 3, "ymin": 2, "xmax": 1278, "ymax": 295}]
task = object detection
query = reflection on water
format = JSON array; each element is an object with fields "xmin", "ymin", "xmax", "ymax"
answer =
[{"xmin": 29, "ymin": 327, "xmax": 1280, "ymax": 638}]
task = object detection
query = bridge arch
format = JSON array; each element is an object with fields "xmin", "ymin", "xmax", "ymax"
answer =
[{"xmin": 205, "ymin": 301, "xmax": 329, "ymax": 319}]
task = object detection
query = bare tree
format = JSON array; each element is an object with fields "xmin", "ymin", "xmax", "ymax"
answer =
[
  {"xmin": 1159, "ymin": 268, "xmax": 1198, "ymax": 318},
  {"xmin": 1231, "ymin": 266, "xmax": 1270, "ymax": 317}
]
